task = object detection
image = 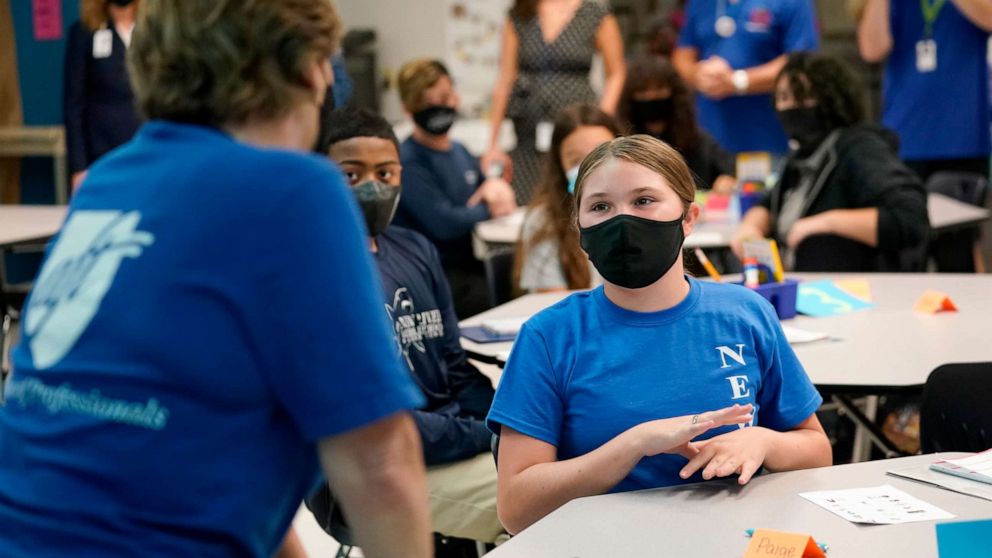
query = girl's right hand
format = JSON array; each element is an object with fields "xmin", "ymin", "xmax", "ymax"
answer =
[{"xmin": 633, "ymin": 404, "xmax": 754, "ymax": 459}]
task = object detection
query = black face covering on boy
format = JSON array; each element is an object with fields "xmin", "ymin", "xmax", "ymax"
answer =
[
  {"xmin": 630, "ymin": 97, "xmax": 675, "ymax": 129},
  {"xmin": 352, "ymin": 181, "xmax": 401, "ymax": 236},
  {"xmin": 108, "ymin": 0, "xmax": 135, "ymax": 6},
  {"xmin": 776, "ymin": 107, "xmax": 831, "ymax": 157},
  {"xmin": 413, "ymin": 105, "xmax": 457, "ymax": 136},
  {"xmin": 580, "ymin": 213, "xmax": 685, "ymax": 289}
]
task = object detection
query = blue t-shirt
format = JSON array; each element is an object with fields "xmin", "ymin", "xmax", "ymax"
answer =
[
  {"xmin": 394, "ymin": 137, "xmax": 489, "ymax": 267},
  {"xmin": 883, "ymin": 1, "xmax": 990, "ymax": 160},
  {"xmin": 486, "ymin": 278, "xmax": 822, "ymax": 493},
  {"xmin": 374, "ymin": 226, "xmax": 494, "ymax": 465},
  {"xmin": 678, "ymin": 0, "xmax": 819, "ymax": 153},
  {"xmin": 0, "ymin": 121, "xmax": 424, "ymax": 557}
]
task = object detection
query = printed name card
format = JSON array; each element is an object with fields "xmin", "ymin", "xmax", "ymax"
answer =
[
  {"xmin": 913, "ymin": 290, "xmax": 958, "ymax": 314},
  {"xmin": 743, "ymin": 529, "xmax": 825, "ymax": 558}
]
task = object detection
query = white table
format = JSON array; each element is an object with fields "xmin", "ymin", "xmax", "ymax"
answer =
[
  {"xmin": 471, "ymin": 193, "xmax": 990, "ymax": 259},
  {"xmin": 0, "ymin": 205, "xmax": 67, "ymax": 247},
  {"xmin": 484, "ymin": 453, "xmax": 989, "ymax": 558}
]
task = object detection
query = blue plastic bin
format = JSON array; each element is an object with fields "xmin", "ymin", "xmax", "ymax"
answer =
[{"xmin": 751, "ymin": 279, "xmax": 799, "ymax": 320}]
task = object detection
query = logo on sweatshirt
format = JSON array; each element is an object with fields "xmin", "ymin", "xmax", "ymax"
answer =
[
  {"xmin": 385, "ymin": 287, "xmax": 445, "ymax": 370},
  {"xmin": 24, "ymin": 211, "xmax": 154, "ymax": 369}
]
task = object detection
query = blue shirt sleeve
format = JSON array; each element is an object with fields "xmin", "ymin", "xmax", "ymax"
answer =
[
  {"xmin": 246, "ymin": 159, "xmax": 425, "ymax": 441},
  {"xmin": 677, "ymin": 0, "xmax": 702, "ymax": 49},
  {"xmin": 399, "ymin": 164, "xmax": 491, "ymax": 242},
  {"xmin": 781, "ymin": 0, "xmax": 820, "ymax": 53},
  {"xmin": 486, "ymin": 321, "xmax": 563, "ymax": 446},
  {"xmin": 753, "ymin": 301, "xmax": 822, "ymax": 431}
]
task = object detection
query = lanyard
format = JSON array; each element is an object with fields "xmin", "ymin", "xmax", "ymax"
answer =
[
  {"xmin": 920, "ymin": 0, "xmax": 947, "ymax": 38},
  {"xmin": 717, "ymin": 0, "xmax": 744, "ymax": 22}
]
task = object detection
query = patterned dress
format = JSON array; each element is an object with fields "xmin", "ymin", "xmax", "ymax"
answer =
[{"xmin": 508, "ymin": 1, "xmax": 607, "ymax": 204}]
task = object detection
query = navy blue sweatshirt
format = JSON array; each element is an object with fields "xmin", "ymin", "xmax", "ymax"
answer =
[{"xmin": 374, "ymin": 226, "xmax": 494, "ymax": 465}]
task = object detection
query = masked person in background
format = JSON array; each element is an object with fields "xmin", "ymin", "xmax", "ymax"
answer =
[
  {"xmin": 619, "ymin": 55, "xmax": 735, "ymax": 194},
  {"xmin": 487, "ymin": 134, "xmax": 832, "ymax": 534},
  {"xmin": 312, "ymin": 107, "xmax": 505, "ymax": 550},
  {"xmin": 394, "ymin": 59, "xmax": 517, "ymax": 319},
  {"xmin": 733, "ymin": 52, "xmax": 929, "ymax": 272}
]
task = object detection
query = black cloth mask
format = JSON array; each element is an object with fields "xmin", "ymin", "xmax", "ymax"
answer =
[
  {"xmin": 580, "ymin": 213, "xmax": 685, "ymax": 289},
  {"xmin": 412, "ymin": 105, "xmax": 457, "ymax": 136},
  {"xmin": 630, "ymin": 98, "xmax": 675, "ymax": 128},
  {"xmin": 108, "ymin": 0, "xmax": 135, "ymax": 6},
  {"xmin": 351, "ymin": 181, "xmax": 401, "ymax": 236},
  {"xmin": 776, "ymin": 107, "xmax": 831, "ymax": 157}
]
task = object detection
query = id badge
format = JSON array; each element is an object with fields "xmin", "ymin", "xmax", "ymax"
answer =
[
  {"xmin": 916, "ymin": 39, "xmax": 937, "ymax": 73},
  {"xmin": 93, "ymin": 29, "xmax": 113, "ymax": 59},
  {"xmin": 535, "ymin": 120, "xmax": 554, "ymax": 152}
]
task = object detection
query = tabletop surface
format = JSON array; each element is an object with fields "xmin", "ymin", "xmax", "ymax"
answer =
[
  {"xmin": 485, "ymin": 452, "xmax": 989, "ymax": 558},
  {"xmin": 460, "ymin": 273, "xmax": 992, "ymax": 391},
  {"xmin": 0, "ymin": 205, "xmax": 67, "ymax": 247}
]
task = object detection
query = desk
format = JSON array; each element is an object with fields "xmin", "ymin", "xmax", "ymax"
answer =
[
  {"xmin": 0, "ymin": 205, "xmax": 67, "ymax": 247},
  {"xmin": 485, "ymin": 453, "xmax": 988, "ymax": 558},
  {"xmin": 471, "ymin": 193, "xmax": 990, "ymax": 259}
]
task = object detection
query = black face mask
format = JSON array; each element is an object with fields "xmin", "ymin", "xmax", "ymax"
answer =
[
  {"xmin": 351, "ymin": 181, "xmax": 401, "ymax": 236},
  {"xmin": 630, "ymin": 98, "xmax": 675, "ymax": 128},
  {"xmin": 580, "ymin": 214, "xmax": 685, "ymax": 289},
  {"xmin": 776, "ymin": 107, "xmax": 831, "ymax": 157},
  {"xmin": 108, "ymin": 0, "xmax": 135, "ymax": 6},
  {"xmin": 412, "ymin": 105, "xmax": 456, "ymax": 136}
]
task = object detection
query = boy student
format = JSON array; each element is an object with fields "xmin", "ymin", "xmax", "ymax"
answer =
[
  {"xmin": 314, "ymin": 107, "xmax": 504, "ymax": 545},
  {"xmin": 394, "ymin": 59, "xmax": 517, "ymax": 319}
]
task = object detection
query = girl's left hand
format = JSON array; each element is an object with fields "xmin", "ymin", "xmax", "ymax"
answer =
[{"xmin": 678, "ymin": 426, "xmax": 772, "ymax": 485}]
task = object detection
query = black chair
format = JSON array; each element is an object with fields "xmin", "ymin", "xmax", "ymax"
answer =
[
  {"xmin": 483, "ymin": 248, "xmax": 517, "ymax": 308},
  {"xmin": 926, "ymin": 172, "xmax": 989, "ymax": 272},
  {"xmin": 920, "ymin": 362, "xmax": 992, "ymax": 453}
]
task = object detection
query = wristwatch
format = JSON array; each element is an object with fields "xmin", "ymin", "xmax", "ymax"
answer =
[{"xmin": 732, "ymin": 70, "xmax": 750, "ymax": 95}]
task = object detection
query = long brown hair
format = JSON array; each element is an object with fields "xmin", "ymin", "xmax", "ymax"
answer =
[
  {"xmin": 81, "ymin": 0, "xmax": 109, "ymax": 31},
  {"xmin": 509, "ymin": 0, "xmax": 538, "ymax": 20},
  {"xmin": 618, "ymin": 55, "xmax": 699, "ymax": 153},
  {"xmin": 513, "ymin": 104, "xmax": 622, "ymax": 291}
]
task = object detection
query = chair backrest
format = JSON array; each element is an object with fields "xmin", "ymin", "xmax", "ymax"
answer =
[
  {"xmin": 926, "ymin": 171, "xmax": 990, "ymax": 208},
  {"xmin": 920, "ymin": 362, "xmax": 992, "ymax": 453},
  {"xmin": 304, "ymin": 485, "xmax": 355, "ymax": 547},
  {"xmin": 483, "ymin": 248, "xmax": 517, "ymax": 308}
]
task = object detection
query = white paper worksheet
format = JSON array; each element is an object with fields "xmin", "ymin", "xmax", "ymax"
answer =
[{"xmin": 799, "ymin": 484, "xmax": 955, "ymax": 525}]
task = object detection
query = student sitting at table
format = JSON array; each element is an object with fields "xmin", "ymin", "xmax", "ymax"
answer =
[
  {"xmin": 619, "ymin": 55, "xmax": 736, "ymax": 194},
  {"xmin": 513, "ymin": 104, "xmax": 621, "ymax": 293},
  {"xmin": 314, "ymin": 107, "xmax": 505, "ymax": 546},
  {"xmin": 732, "ymin": 52, "xmax": 928, "ymax": 271},
  {"xmin": 487, "ymin": 135, "xmax": 832, "ymax": 534},
  {"xmin": 394, "ymin": 58, "xmax": 517, "ymax": 319}
]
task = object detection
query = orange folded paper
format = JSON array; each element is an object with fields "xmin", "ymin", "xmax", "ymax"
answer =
[
  {"xmin": 913, "ymin": 290, "xmax": 958, "ymax": 314},
  {"xmin": 743, "ymin": 529, "xmax": 826, "ymax": 558}
]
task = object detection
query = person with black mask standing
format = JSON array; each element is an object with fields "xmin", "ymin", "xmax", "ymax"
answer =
[
  {"xmin": 394, "ymin": 59, "xmax": 517, "ymax": 319},
  {"xmin": 64, "ymin": 0, "xmax": 143, "ymax": 193},
  {"xmin": 732, "ymin": 52, "xmax": 929, "ymax": 272},
  {"xmin": 486, "ymin": 134, "xmax": 831, "ymax": 535},
  {"xmin": 619, "ymin": 55, "xmax": 735, "ymax": 193}
]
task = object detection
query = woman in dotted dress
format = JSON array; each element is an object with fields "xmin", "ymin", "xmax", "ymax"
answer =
[{"xmin": 484, "ymin": 0, "xmax": 625, "ymax": 205}]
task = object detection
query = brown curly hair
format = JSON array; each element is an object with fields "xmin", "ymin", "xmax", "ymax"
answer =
[
  {"xmin": 513, "ymin": 104, "xmax": 622, "ymax": 291},
  {"xmin": 618, "ymin": 55, "xmax": 699, "ymax": 154},
  {"xmin": 128, "ymin": 0, "xmax": 340, "ymax": 127}
]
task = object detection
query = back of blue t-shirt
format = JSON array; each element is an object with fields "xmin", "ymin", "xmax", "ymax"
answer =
[
  {"xmin": 0, "ymin": 122, "xmax": 424, "ymax": 557},
  {"xmin": 884, "ymin": 2, "xmax": 990, "ymax": 160},
  {"xmin": 487, "ymin": 278, "xmax": 822, "ymax": 493},
  {"xmin": 678, "ymin": 0, "xmax": 819, "ymax": 153}
]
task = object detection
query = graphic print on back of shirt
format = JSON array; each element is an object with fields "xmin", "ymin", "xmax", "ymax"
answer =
[
  {"xmin": 25, "ymin": 211, "xmax": 154, "ymax": 369},
  {"xmin": 385, "ymin": 287, "xmax": 445, "ymax": 370}
]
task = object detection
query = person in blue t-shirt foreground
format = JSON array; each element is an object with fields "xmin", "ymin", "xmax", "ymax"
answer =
[
  {"xmin": 313, "ymin": 107, "xmax": 505, "ymax": 546},
  {"xmin": 394, "ymin": 59, "xmax": 517, "ymax": 319},
  {"xmin": 486, "ymin": 135, "xmax": 832, "ymax": 534},
  {"xmin": 0, "ymin": 2, "xmax": 432, "ymax": 557},
  {"xmin": 673, "ymin": 0, "xmax": 820, "ymax": 155}
]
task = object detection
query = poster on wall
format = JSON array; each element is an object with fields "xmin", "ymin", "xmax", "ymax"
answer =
[
  {"xmin": 32, "ymin": 0, "xmax": 63, "ymax": 41},
  {"xmin": 445, "ymin": 0, "xmax": 509, "ymax": 117}
]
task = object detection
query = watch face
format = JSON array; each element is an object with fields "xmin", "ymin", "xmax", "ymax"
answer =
[{"xmin": 715, "ymin": 15, "xmax": 736, "ymax": 38}]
